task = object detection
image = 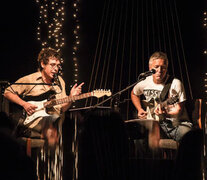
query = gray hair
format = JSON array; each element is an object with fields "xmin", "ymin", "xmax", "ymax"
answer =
[{"xmin": 149, "ymin": 52, "xmax": 168, "ymax": 67}]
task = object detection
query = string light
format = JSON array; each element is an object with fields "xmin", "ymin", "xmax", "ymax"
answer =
[
  {"xmin": 36, "ymin": 0, "xmax": 66, "ymax": 52},
  {"xmin": 205, "ymin": 72, "xmax": 207, "ymax": 102},
  {"xmin": 72, "ymin": 0, "xmax": 81, "ymax": 84},
  {"xmin": 203, "ymin": 12, "xmax": 207, "ymax": 100},
  {"xmin": 204, "ymin": 12, "xmax": 207, "ymax": 28}
]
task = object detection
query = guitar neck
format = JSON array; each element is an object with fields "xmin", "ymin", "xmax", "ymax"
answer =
[
  {"xmin": 160, "ymin": 100, "xmax": 168, "ymax": 108},
  {"xmin": 46, "ymin": 92, "xmax": 92, "ymax": 107}
]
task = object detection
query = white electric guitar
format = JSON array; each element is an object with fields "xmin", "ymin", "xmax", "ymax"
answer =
[{"xmin": 23, "ymin": 89, "xmax": 111, "ymax": 125}]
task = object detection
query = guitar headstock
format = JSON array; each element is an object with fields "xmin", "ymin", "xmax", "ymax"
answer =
[{"xmin": 92, "ymin": 89, "xmax": 112, "ymax": 98}]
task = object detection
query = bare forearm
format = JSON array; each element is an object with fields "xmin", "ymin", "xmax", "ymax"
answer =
[
  {"xmin": 166, "ymin": 103, "xmax": 182, "ymax": 116},
  {"xmin": 4, "ymin": 92, "xmax": 26, "ymax": 107},
  {"xmin": 131, "ymin": 90, "xmax": 142, "ymax": 111},
  {"xmin": 131, "ymin": 90, "xmax": 147, "ymax": 118},
  {"xmin": 61, "ymin": 82, "xmax": 84, "ymax": 112},
  {"xmin": 61, "ymin": 95, "xmax": 73, "ymax": 112},
  {"xmin": 61, "ymin": 102, "xmax": 72, "ymax": 112}
]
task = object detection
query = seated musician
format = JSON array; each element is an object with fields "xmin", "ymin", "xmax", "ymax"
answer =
[
  {"xmin": 4, "ymin": 47, "xmax": 84, "ymax": 146},
  {"xmin": 131, "ymin": 51, "xmax": 192, "ymax": 142}
]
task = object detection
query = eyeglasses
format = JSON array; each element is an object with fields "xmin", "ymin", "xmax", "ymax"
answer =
[{"xmin": 49, "ymin": 63, "xmax": 61, "ymax": 70}]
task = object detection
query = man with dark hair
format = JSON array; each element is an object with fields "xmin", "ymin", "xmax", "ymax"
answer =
[{"xmin": 4, "ymin": 47, "xmax": 84, "ymax": 143}]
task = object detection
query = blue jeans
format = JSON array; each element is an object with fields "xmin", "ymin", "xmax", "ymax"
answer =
[{"xmin": 160, "ymin": 120, "xmax": 192, "ymax": 141}]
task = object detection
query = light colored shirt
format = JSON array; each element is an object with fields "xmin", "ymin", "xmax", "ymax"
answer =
[
  {"xmin": 4, "ymin": 71, "xmax": 67, "ymax": 115},
  {"xmin": 133, "ymin": 76, "xmax": 186, "ymax": 103},
  {"xmin": 133, "ymin": 75, "xmax": 189, "ymax": 123}
]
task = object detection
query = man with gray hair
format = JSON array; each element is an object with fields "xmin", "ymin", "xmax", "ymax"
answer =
[{"xmin": 131, "ymin": 51, "xmax": 192, "ymax": 142}]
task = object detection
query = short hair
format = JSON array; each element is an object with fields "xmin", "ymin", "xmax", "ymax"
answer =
[
  {"xmin": 149, "ymin": 51, "xmax": 168, "ymax": 67},
  {"xmin": 37, "ymin": 47, "xmax": 62, "ymax": 71}
]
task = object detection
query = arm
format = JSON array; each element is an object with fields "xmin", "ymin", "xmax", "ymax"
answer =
[
  {"xmin": 4, "ymin": 92, "xmax": 37, "ymax": 116},
  {"xmin": 61, "ymin": 82, "xmax": 84, "ymax": 112},
  {"xmin": 166, "ymin": 102, "xmax": 183, "ymax": 116},
  {"xmin": 61, "ymin": 94, "xmax": 72, "ymax": 112},
  {"xmin": 131, "ymin": 90, "xmax": 147, "ymax": 119},
  {"xmin": 154, "ymin": 101, "xmax": 183, "ymax": 117},
  {"xmin": 155, "ymin": 79, "xmax": 185, "ymax": 117}
]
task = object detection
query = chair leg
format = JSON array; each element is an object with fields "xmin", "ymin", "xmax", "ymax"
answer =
[{"xmin": 26, "ymin": 138, "xmax": 31, "ymax": 157}]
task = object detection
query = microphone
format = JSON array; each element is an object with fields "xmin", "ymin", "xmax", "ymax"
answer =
[
  {"xmin": 0, "ymin": 81, "xmax": 9, "ymax": 84},
  {"xmin": 140, "ymin": 69, "xmax": 156, "ymax": 77},
  {"xmin": 54, "ymin": 73, "xmax": 62, "ymax": 90}
]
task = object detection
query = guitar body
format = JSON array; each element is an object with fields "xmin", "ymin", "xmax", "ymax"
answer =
[
  {"xmin": 21, "ymin": 90, "xmax": 56, "ymax": 125},
  {"xmin": 23, "ymin": 100, "xmax": 50, "ymax": 125},
  {"xmin": 8, "ymin": 90, "xmax": 55, "ymax": 126},
  {"xmin": 145, "ymin": 100, "xmax": 160, "ymax": 121}
]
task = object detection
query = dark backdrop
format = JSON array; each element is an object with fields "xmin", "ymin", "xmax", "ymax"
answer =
[{"xmin": 0, "ymin": 0, "xmax": 206, "ymax": 99}]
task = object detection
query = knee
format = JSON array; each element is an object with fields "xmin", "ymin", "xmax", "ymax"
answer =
[{"xmin": 176, "ymin": 125, "xmax": 192, "ymax": 141}]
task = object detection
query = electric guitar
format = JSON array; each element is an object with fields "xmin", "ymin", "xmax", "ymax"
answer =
[
  {"xmin": 23, "ymin": 89, "xmax": 111, "ymax": 125},
  {"xmin": 142, "ymin": 90, "xmax": 179, "ymax": 121}
]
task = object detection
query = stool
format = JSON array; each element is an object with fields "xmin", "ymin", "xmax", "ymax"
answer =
[
  {"xmin": 17, "ymin": 137, "xmax": 45, "ymax": 157},
  {"xmin": 159, "ymin": 139, "xmax": 178, "ymax": 159}
]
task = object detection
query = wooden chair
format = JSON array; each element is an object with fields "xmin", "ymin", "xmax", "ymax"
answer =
[
  {"xmin": 186, "ymin": 99, "xmax": 203, "ymax": 129},
  {"xmin": 17, "ymin": 137, "xmax": 45, "ymax": 157}
]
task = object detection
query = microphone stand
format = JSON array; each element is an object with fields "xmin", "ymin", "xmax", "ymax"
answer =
[
  {"xmin": 9, "ymin": 82, "xmax": 59, "ymax": 86},
  {"xmin": 0, "ymin": 81, "xmax": 59, "ymax": 106},
  {"xmin": 92, "ymin": 76, "xmax": 147, "ymax": 109}
]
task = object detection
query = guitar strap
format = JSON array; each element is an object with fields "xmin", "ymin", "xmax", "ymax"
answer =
[{"xmin": 159, "ymin": 75, "xmax": 174, "ymax": 102}]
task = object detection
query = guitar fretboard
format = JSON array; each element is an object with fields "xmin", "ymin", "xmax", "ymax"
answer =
[{"xmin": 44, "ymin": 92, "xmax": 92, "ymax": 107}]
